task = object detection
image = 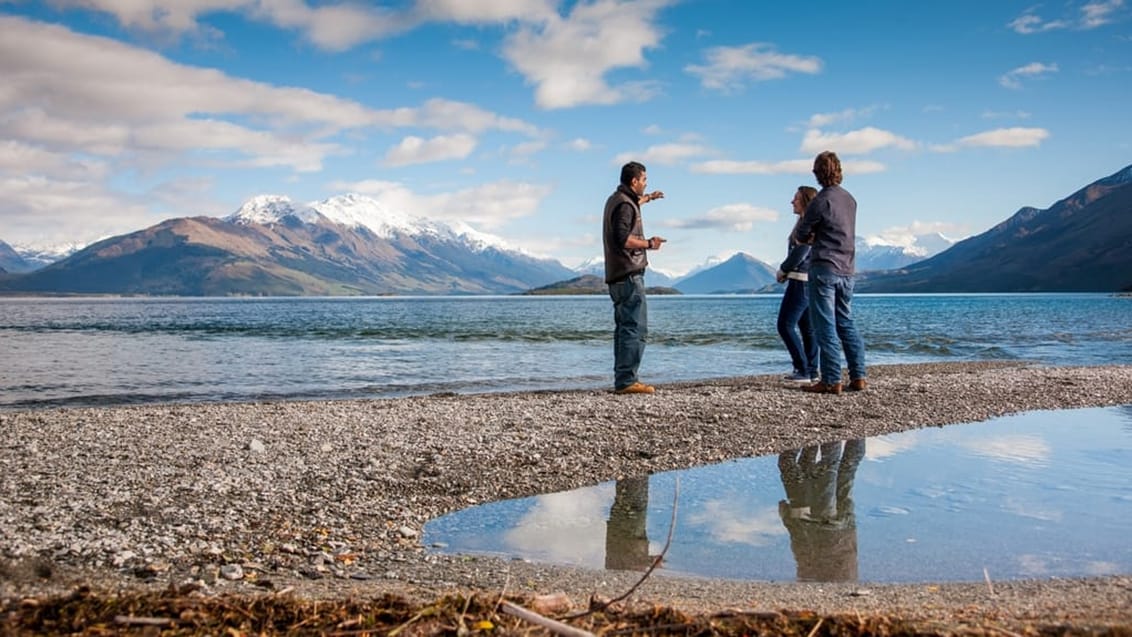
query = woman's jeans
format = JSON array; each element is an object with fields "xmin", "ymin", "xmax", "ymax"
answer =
[
  {"xmin": 608, "ymin": 273, "xmax": 647, "ymax": 390},
  {"xmin": 776, "ymin": 278, "xmax": 818, "ymax": 376},
  {"xmin": 808, "ymin": 267, "xmax": 866, "ymax": 384}
]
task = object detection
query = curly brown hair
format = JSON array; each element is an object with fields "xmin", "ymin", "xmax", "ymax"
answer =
[{"xmin": 812, "ymin": 151, "xmax": 842, "ymax": 187}]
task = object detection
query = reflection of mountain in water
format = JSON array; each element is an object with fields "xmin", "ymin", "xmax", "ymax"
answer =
[{"xmin": 777, "ymin": 439, "xmax": 865, "ymax": 582}]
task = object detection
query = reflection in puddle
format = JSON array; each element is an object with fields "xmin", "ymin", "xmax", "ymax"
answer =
[
  {"xmin": 424, "ymin": 406, "xmax": 1132, "ymax": 583},
  {"xmin": 777, "ymin": 440, "xmax": 864, "ymax": 582}
]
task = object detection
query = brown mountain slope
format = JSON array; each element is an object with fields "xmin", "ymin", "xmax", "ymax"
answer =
[{"xmin": 859, "ymin": 165, "xmax": 1132, "ymax": 292}]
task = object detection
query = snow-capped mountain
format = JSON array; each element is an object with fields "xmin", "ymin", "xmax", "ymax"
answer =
[
  {"xmin": 227, "ymin": 193, "xmax": 512, "ymax": 254},
  {"xmin": 855, "ymin": 232, "xmax": 957, "ymax": 272},
  {"xmin": 0, "ymin": 194, "xmax": 574, "ymax": 295},
  {"xmin": 0, "ymin": 241, "xmax": 85, "ymax": 272}
]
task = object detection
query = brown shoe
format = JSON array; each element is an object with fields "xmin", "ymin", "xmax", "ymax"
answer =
[
  {"xmin": 801, "ymin": 381, "xmax": 842, "ymax": 395},
  {"xmin": 615, "ymin": 381, "xmax": 655, "ymax": 395},
  {"xmin": 846, "ymin": 378, "xmax": 868, "ymax": 392}
]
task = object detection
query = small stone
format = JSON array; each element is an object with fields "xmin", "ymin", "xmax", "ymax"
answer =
[
  {"xmin": 249, "ymin": 439, "xmax": 266, "ymax": 453},
  {"xmin": 220, "ymin": 564, "xmax": 244, "ymax": 580},
  {"xmin": 398, "ymin": 526, "xmax": 418, "ymax": 539}
]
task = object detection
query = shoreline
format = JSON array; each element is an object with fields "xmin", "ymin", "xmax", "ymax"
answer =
[{"xmin": 3, "ymin": 361, "xmax": 1132, "ymax": 629}]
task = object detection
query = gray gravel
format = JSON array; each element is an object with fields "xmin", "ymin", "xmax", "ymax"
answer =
[{"xmin": 2, "ymin": 361, "xmax": 1131, "ymax": 628}]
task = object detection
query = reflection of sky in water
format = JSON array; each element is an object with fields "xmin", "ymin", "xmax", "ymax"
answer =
[{"xmin": 424, "ymin": 406, "xmax": 1132, "ymax": 583}]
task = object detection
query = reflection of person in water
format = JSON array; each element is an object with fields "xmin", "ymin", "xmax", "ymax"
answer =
[
  {"xmin": 604, "ymin": 476, "xmax": 655, "ymax": 571},
  {"xmin": 777, "ymin": 439, "xmax": 865, "ymax": 581}
]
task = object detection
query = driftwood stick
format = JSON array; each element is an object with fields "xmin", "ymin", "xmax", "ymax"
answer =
[{"xmin": 501, "ymin": 601, "xmax": 595, "ymax": 637}]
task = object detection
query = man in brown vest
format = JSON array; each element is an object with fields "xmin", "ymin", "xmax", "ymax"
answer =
[{"xmin": 602, "ymin": 161, "xmax": 666, "ymax": 394}]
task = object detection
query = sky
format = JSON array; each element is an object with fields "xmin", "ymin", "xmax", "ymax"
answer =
[{"xmin": 1, "ymin": 0, "xmax": 1130, "ymax": 275}]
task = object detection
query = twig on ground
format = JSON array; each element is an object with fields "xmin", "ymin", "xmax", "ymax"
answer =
[
  {"xmin": 502, "ymin": 601, "xmax": 595, "ymax": 637},
  {"xmin": 983, "ymin": 567, "xmax": 995, "ymax": 596},
  {"xmin": 805, "ymin": 617, "xmax": 824, "ymax": 637}
]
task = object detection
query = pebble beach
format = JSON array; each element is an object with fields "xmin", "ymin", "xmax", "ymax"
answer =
[{"xmin": 2, "ymin": 361, "xmax": 1131, "ymax": 631}]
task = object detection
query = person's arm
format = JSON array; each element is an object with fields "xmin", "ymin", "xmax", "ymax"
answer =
[
  {"xmin": 614, "ymin": 203, "xmax": 665, "ymax": 251},
  {"xmin": 779, "ymin": 243, "xmax": 811, "ymax": 274},
  {"xmin": 792, "ymin": 200, "xmax": 822, "ymax": 245}
]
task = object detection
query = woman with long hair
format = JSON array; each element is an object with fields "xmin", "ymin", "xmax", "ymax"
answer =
[{"xmin": 776, "ymin": 186, "xmax": 820, "ymax": 382}]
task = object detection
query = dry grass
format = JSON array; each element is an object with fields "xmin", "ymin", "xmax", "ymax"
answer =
[{"xmin": 5, "ymin": 586, "xmax": 1129, "ymax": 636}]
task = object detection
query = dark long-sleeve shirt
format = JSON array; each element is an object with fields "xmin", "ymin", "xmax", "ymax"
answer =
[{"xmin": 792, "ymin": 185, "xmax": 857, "ymax": 276}]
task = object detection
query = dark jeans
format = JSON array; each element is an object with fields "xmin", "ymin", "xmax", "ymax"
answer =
[
  {"xmin": 776, "ymin": 278, "xmax": 818, "ymax": 377},
  {"xmin": 808, "ymin": 267, "xmax": 866, "ymax": 384},
  {"xmin": 608, "ymin": 273, "xmax": 647, "ymax": 390}
]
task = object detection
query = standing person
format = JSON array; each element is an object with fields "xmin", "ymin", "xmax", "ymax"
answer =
[
  {"xmin": 603, "ymin": 161, "xmax": 666, "ymax": 394},
  {"xmin": 776, "ymin": 186, "xmax": 820, "ymax": 383},
  {"xmin": 793, "ymin": 151, "xmax": 867, "ymax": 394}
]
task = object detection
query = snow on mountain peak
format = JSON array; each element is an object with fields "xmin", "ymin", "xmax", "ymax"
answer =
[
  {"xmin": 227, "ymin": 195, "xmax": 321, "ymax": 225},
  {"xmin": 228, "ymin": 193, "xmax": 514, "ymax": 253}
]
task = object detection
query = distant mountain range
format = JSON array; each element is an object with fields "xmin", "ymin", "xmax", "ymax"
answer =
[
  {"xmin": 0, "ymin": 194, "xmax": 574, "ymax": 295},
  {"xmin": 858, "ymin": 163, "xmax": 1132, "ymax": 293},
  {"xmin": 854, "ymin": 232, "xmax": 956, "ymax": 271},
  {"xmin": 1, "ymin": 163, "xmax": 1129, "ymax": 295}
]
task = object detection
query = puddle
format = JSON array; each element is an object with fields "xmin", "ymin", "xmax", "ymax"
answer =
[{"xmin": 424, "ymin": 405, "xmax": 1132, "ymax": 583}]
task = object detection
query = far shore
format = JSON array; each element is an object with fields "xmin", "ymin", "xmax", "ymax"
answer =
[{"xmin": 2, "ymin": 361, "xmax": 1131, "ymax": 631}]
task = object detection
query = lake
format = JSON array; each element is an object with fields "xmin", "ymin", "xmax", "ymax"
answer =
[{"xmin": 1, "ymin": 293, "xmax": 1129, "ymax": 409}]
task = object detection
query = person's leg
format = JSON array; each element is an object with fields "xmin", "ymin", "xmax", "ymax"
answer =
[
  {"xmin": 808, "ymin": 270, "xmax": 841, "ymax": 385},
  {"xmin": 797, "ymin": 283, "xmax": 820, "ymax": 379},
  {"xmin": 609, "ymin": 274, "xmax": 647, "ymax": 390},
  {"xmin": 833, "ymin": 275, "xmax": 866, "ymax": 382},
  {"xmin": 776, "ymin": 280, "xmax": 809, "ymax": 374}
]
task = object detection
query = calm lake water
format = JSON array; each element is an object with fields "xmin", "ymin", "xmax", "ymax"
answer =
[
  {"xmin": 1, "ymin": 293, "xmax": 1129, "ymax": 409},
  {"xmin": 424, "ymin": 406, "xmax": 1132, "ymax": 583}
]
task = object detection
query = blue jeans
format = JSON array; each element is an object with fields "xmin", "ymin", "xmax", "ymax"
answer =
[
  {"xmin": 808, "ymin": 268, "xmax": 866, "ymax": 384},
  {"xmin": 776, "ymin": 278, "xmax": 818, "ymax": 377},
  {"xmin": 609, "ymin": 273, "xmax": 647, "ymax": 390}
]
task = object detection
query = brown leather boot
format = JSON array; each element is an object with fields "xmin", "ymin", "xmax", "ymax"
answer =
[
  {"xmin": 801, "ymin": 381, "xmax": 842, "ymax": 395},
  {"xmin": 846, "ymin": 378, "xmax": 868, "ymax": 392}
]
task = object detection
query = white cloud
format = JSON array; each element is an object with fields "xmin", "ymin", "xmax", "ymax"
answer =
[
  {"xmin": 686, "ymin": 500, "xmax": 785, "ymax": 546},
  {"xmin": 566, "ymin": 138, "xmax": 593, "ymax": 152},
  {"xmin": 1007, "ymin": 13, "xmax": 1070, "ymax": 34},
  {"xmin": 981, "ymin": 110, "xmax": 1032, "ymax": 120},
  {"xmin": 954, "ymin": 127, "xmax": 1050, "ymax": 148},
  {"xmin": 375, "ymin": 98, "xmax": 541, "ymax": 136},
  {"xmin": 685, "ymin": 43, "xmax": 821, "ymax": 92},
  {"xmin": 999, "ymin": 62, "xmax": 1059, "ymax": 89},
  {"xmin": 800, "ymin": 127, "xmax": 918, "ymax": 155},
  {"xmin": 691, "ymin": 159, "xmax": 812, "ymax": 175},
  {"xmin": 501, "ymin": 0, "xmax": 671, "ymax": 109},
  {"xmin": 383, "ymin": 134, "xmax": 477, "ymax": 167},
  {"xmin": 960, "ymin": 435, "xmax": 1051, "ymax": 465},
  {"xmin": 661, "ymin": 203, "xmax": 778, "ymax": 232},
  {"xmin": 614, "ymin": 142, "xmax": 714, "ymax": 167},
  {"xmin": 807, "ymin": 106, "xmax": 879, "ymax": 128},
  {"xmin": 690, "ymin": 158, "xmax": 886, "ymax": 175},
  {"xmin": 1008, "ymin": 0, "xmax": 1124, "ymax": 33},
  {"xmin": 1081, "ymin": 0, "xmax": 1126, "ymax": 28},
  {"xmin": 413, "ymin": 0, "xmax": 558, "ymax": 23},
  {"xmin": 329, "ymin": 178, "xmax": 553, "ymax": 229}
]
